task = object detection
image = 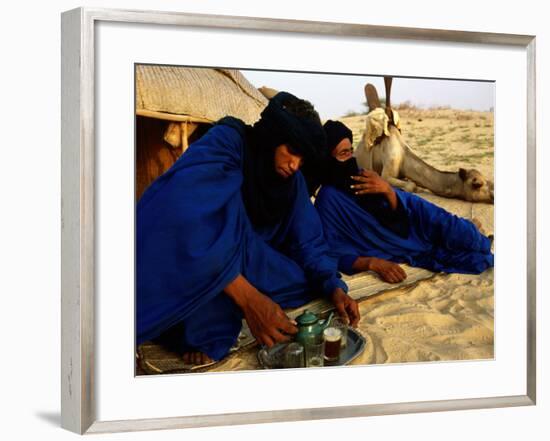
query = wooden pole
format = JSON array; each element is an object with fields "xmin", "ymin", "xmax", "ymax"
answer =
[
  {"xmin": 136, "ymin": 109, "xmax": 212, "ymax": 124},
  {"xmin": 384, "ymin": 76, "xmax": 393, "ymax": 122},
  {"xmin": 182, "ymin": 121, "xmax": 189, "ymax": 153}
]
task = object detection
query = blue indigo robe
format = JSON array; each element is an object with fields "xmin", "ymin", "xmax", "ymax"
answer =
[
  {"xmin": 314, "ymin": 185, "xmax": 494, "ymax": 275},
  {"xmin": 136, "ymin": 124, "xmax": 347, "ymax": 360}
]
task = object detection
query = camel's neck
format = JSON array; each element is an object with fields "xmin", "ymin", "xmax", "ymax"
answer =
[
  {"xmin": 354, "ymin": 138, "xmax": 372, "ymax": 169},
  {"xmin": 402, "ymin": 148, "xmax": 464, "ymax": 197}
]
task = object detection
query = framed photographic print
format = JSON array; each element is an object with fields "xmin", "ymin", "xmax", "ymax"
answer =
[{"xmin": 61, "ymin": 7, "xmax": 536, "ymax": 435}]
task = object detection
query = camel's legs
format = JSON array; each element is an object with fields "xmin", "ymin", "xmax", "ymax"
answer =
[
  {"xmin": 381, "ymin": 158, "xmax": 417, "ymax": 193},
  {"xmin": 385, "ymin": 176, "xmax": 417, "ymax": 193}
]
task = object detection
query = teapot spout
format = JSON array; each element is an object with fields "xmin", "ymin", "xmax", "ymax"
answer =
[{"xmin": 320, "ymin": 311, "xmax": 335, "ymax": 330}]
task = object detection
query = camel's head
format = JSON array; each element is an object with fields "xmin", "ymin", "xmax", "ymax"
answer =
[{"xmin": 459, "ymin": 168, "xmax": 494, "ymax": 203}]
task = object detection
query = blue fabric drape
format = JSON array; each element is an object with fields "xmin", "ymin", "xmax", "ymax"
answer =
[
  {"xmin": 314, "ymin": 185, "xmax": 494, "ymax": 275},
  {"xmin": 136, "ymin": 124, "xmax": 346, "ymax": 360}
]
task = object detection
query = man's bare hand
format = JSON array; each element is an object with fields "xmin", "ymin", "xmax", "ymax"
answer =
[
  {"xmin": 224, "ymin": 274, "xmax": 297, "ymax": 348},
  {"xmin": 351, "ymin": 170, "xmax": 398, "ymax": 209},
  {"xmin": 353, "ymin": 256, "xmax": 407, "ymax": 284},
  {"xmin": 241, "ymin": 292, "xmax": 297, "ymax": 348},
  {"xmin": 351, "ymin": 170, "xmax": 392, "ymax": 195},
  {"xmin": 330, "ymin": 288, "xmax": 360, "ymax": 328}
]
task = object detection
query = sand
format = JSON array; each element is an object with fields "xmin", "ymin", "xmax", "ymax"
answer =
[
  {"xmin": 349, "ymin": 269, "xmax": 494, "ymax": 365},
  {"xmin": 205, "ymin": 108, "xmax": 495, "ymax": 373}
]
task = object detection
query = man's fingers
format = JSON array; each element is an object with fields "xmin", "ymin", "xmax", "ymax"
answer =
[
  {"xmin": 261, "ymin": 334, "xmax": 275, "ymax": 348},
  {"xmin": 349, "ymin": 302, "xmax": 360, "ymax": 327},
  {"xmin": 393, "ymin": 271, "xmax": 404, "ymax": 282},
  {"xmin": 354, "ymin": 183, "xmax": 378, "ymax": 192},
  {"xmin": 351, "ymin": 176, "xmax": 375, "ymax": 185},
  {"xmin": 357, "ymin": 169, "xmax": 378, "ymax": 178},
  {"xmin": 270, "ymin": 328, "xmax": 291, "ymax": 344},
  {"xmin": 279, "ymin": 319, "xmax": 298, "ymax": 335},
  {"xmin": 336, "ymin": 301, "xmax": 350, "ymax": 324},
  {"xmin": 353, "ymin": 181, "xmax": 386, "ymax": 195},
  {"xmin": 351, "ymin": 179, "xmax": 377, "ymax": 189},
  {"xmin": 392, "ymin": 266, "xmax": 406, "ymax": 281},
  {"xmin": 355, "ymin": 188, "xmax": 376, "ymax": 195},
  {"xmin": 378, "ymin": 263, "xmax": 406, "ymax": 283},
  {"xmin": 392, "ymin": 263, "xmax": 405, "ymax": 275},
  {"xmin": 274, "ymin": 308, "xmax": 298, "ymax": 334}
]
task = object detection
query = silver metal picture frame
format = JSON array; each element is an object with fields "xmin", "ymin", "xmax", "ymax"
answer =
[{"xmin": 61, "ymin": 7, "xmax": 536, "ymax": 435}]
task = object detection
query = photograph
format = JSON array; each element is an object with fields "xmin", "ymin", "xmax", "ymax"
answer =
[{"xmin": 134, "ymin": 64, "xmax": 495, "ymax": 376}]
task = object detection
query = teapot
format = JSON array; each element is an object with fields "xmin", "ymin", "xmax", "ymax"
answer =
[{"xmin": 295, "ymin": 309, "xmax": 334, "ymax": 346}]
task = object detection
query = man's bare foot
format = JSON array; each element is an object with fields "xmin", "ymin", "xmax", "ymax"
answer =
[
  {"xmin": 353, "ymin": 256, "xmax": 407, "ymax": 284},
  {"xmin": 182, "ymin": 352, "xmax": 214, "ymax": 366}
]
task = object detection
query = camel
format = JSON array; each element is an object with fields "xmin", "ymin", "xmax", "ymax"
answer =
[{"xmin": 354, "ymin": 78, "xmax": 494, "ymax": 203}]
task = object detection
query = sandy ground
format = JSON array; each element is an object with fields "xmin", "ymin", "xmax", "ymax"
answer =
[
  {"xmin": 346, "ymin": 108, "xmax": 495, "ymax": 364},
  {"xmin": 341, "ymin": 107, "xmax": 494, "ymax": 181},
  {"xmin": 202, "ymin": 108, "xmax": 495, "ymax": 373}
]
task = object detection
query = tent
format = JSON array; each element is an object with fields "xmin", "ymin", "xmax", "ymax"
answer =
[{"xmin": 135, "ymin": 65, "xmax": 268, "ymax": 199}]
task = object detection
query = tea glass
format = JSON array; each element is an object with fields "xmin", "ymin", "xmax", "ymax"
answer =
[
  {"xmin": 283, "ymin": 342, "xmax": 305, "ymax": 368},
  {"xmin": 304, "ymin": 337, "xmax": 325, "ymax": 367},
  {"xmin": 330, "ymin": 316, "xmax": 349, "ymax": 348},
  {"xmin": 323, "ymin": 326, "xmax": 343, "ymax": 362}
]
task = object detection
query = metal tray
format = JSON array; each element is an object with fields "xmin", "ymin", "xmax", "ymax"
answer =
[{"xmin": 257, "ymin": 327, "xmax": 366, "ymax": 369}]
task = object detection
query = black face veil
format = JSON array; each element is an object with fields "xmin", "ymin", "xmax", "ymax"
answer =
[{"xmin": 299, "ymin": 119, "xmax": 355, "ymax": 196}]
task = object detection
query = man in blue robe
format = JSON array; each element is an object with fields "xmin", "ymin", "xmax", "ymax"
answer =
[
  {"xmin": 136, "ymin": 93, "xmax": 359, "ymax": 366},
  {"xmin": 306, "ymin": 120, "xmax": 494, "ymax": 284}
]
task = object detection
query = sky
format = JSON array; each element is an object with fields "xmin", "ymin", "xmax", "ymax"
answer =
[{"xmin": 242, "ymin": 69, "xmax": 495, "ymax": 120}]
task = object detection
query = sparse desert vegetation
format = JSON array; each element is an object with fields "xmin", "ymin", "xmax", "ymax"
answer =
[{"xmin": 340, "ymin": 107, "xmax": 494, "ymax": 182}]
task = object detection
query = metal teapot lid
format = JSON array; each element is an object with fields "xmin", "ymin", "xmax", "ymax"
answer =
[{"xmin": 296, "ymin": 309, "xmax": 318, "ymax": 325}]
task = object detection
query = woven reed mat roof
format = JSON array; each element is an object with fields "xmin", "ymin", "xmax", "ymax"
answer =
[{"xmin": 136, "ymin": 65, "xmax": 268, "ymax": 124}]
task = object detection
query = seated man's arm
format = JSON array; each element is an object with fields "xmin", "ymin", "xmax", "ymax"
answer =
[{"xmin": 286, "ymin": 175, "xmax": 360, "ymax": 326}]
